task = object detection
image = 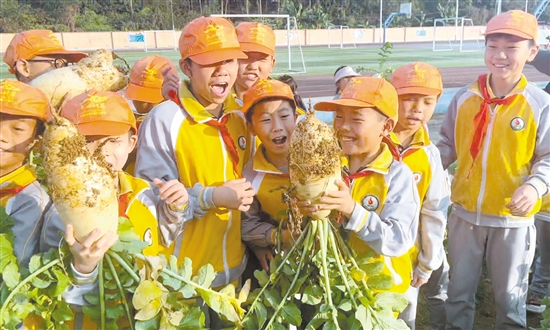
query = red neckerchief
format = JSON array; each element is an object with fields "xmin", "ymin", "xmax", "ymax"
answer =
[
  {"xmin": 118, "ymin": 192, "xmax": 130, "ymax": 219},
  {"xmin": 169, "ymin": 90, "xmax": 241, "ymax": 178},
  {"xmin": 469, "ymin": 74, "xmax": 517, "ymax": 178},
  {"xmin": 0, "ymin": 185, "xmax": 28, "ymax": 198},
  {"xmin": 343, "ymin": 170, "xmax": 372, "ymax": 187},
  {"xmin": 383, "ymin": 135, "xmax": 421, "ymax": 161}
]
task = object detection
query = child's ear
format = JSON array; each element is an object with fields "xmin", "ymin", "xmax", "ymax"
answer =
[
  {"xmin": 247, "ymin": 121, "xmax": 256, "ymax": 136},
  {"xmin": 382, "ymin": 118, "xmax": 395, "ymax": 136},
  {"xmin": 15, "ymin": 60, "xmax": 32, "ymax": 81},
  {"xmin": 180, "ymin": 59, "xmax": 192, "ymax": 79},
  {"xmin": 527, "ymin": 44, "xmax": 540, "ymax": 63},
  {"xmin": 128, "ymin": 134, "xmax": 138, "ymax": 153}
]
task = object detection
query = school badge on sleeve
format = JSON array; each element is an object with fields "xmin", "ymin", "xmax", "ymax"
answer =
[
  {"xmin": 238, "ymin": 136, "xmax": 247, "ymax": 150},
  {"xmin": 361, "ymin": 195, "xmax": 379, "ymax": 211}
]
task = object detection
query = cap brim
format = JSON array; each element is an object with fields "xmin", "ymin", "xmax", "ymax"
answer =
[
  {"xmin": 241, "ymin": 93, "xmax": 296, "ymax": 114},
  {"xmin": 396, "ymin": 86, "xmax": 441, "ymax": 96},
  {"xmin": 0, "ymin": 106, "xmax": 47, "ymax": 121},
  {"xmin": 240, "ymin": 43, "xmax": 275, "ymax": 57},
  {"xmin": 37, "ymin": 50, "xmax": 88, "ymax": 63},
  {"xmin": 78, "ymin": 122, "xmax": 133, "ymax": 136},
  {"xmin": 314, "ymin": 98, "xmax": 374, "ymax": 111},
  {"xmin": 125, "ymin": 83, "xmax": 164, "ymax": 104},
  {"xmin": 484, "ymin": 28, "xmax": 534, "ymax": 40},
  {"xmin": 190, "ymin": 49, "xmax": 248, "ymax": 66}
]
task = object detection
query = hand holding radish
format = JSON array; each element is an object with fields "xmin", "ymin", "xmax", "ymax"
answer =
[
  {"xmin": 212, "ymin": 178, "xmax": 256, "ymax": 212},
  {"xmin": 153, "ymin": 178, "xmax": 189, "ymax": 212},
  {"xmin": 66, "ymin": 224, "xmax": 119, "ymax": 274},
  {"xmin": 316, "ymin": 179, "xmax": 356, "ymax": 218},
  {"xmin": 253, "ymin": 247, "xmax": 274, "ymax": 272}
]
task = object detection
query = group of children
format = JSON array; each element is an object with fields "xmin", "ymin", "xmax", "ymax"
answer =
[{"xmin": 1, "ymin": 9, "xmax": 549, "ymax": 330}]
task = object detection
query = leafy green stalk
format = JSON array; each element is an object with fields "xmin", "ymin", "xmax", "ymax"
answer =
[
  {"xmin": 242, "ymin": 220, "xmax": 312, "ymax": 324},
  {"xmin": 327, "ymin": 225, "xmax": 358, "ymax": 310},
  {"xmin": 0, "ymin": 258, "xmax": 60, "ymax": 319},
  {"xmin": 98, "ymin": 259, "xmax": 106, "ymax": 330},
  {"xmin": 105, "ymin": 254, "xmax": 134, "ymax": 330},
  {"xmin": 107, "ymin": 250, "xmax": 141, "ymax": 283},
  {"xmin": 264, "ymin": 221, "xmax": 314, "ymax": 329},
  {"xmin": 318, "ymin": 219, "xmax": 339, "ymax": 326}
]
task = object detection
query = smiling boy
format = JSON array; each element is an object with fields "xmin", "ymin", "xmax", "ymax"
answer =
[
  {"xmin": 135, "ymin": 17, "xmax": 256, "ymax": 289},
  {"xmin": 438, "ymin": 10, "xmax": 550, "ymax": 329}
]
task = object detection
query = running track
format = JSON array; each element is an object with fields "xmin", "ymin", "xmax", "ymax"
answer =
[{"xmin": 293, "ymin": 65, "xmax": 549, "ymax": 98}]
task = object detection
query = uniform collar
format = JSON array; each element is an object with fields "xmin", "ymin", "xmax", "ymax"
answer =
[
  {"xmin": 0, "ymin": 165, "xmax": 37, "ymax": 189},
  {"xmin": 253, "ymin": 145, "xmax": 288, "ymax": 175},
  {"xmin": 343, "ymin": 143, "xmax": 394, "ymax": 176},
  {"xmin": 118, "ymin": 171, "xmax": 133, "ymax": 196},
  {"xmin": 388, "ymin": 126, "xmax": 431, "ymax": 149},
  {"xmin": 470, "ymin": 73, "xmax": 529, "ymax": 98},
  {"xmin": 179, "ymin": 81, "xmax": 243, "ymax": 124}
]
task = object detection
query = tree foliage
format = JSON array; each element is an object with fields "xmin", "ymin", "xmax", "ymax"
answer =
[{"xmin": 0, "ymin": 1, "xmax": 548, "ymax": 33}]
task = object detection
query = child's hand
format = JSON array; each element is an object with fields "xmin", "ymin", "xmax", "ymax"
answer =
[
  {"xmin": 279, "ymin": 229, "xmax": 293, "ymax": 248},
  {"xmin": 507, "ymin": 184, "xmax": 539, "ymax": 216},
  {"xmin": 317, "ymin": 179, "xmax": 356, "ymax": 218},
  {"xmin": 296, "ymin": 200, "xmax": 320, "ymax": 217},
  {"xmin": 161, "ymin": 66, "xmax": 180, "ymax": 101},
  {"xmin": 410, "ymin": 271, "xmax": 429, "ymax": 288},
  {"xmin": 213, "ymin": 178, "xmax": 256, "ymax": 212},
  {"xmin": 66, "ymin": 225, "xmax": 119, "ymax": 274},
  {"xmin": 153, "ymin": 178, "xmax": 189, "ymax": 212},
  {"xmin": 254, "ymin": 247, "xmax": 274, "ymax": 272}
]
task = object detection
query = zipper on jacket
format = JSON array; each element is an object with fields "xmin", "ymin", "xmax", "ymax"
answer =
[{"xmin": 218, "ymin": 124, "xmax": 232, "ymax": 284}]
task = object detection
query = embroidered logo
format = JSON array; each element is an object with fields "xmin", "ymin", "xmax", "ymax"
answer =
[
  {"xmin": 407, "ymin": 63, "xmax": 426, "ymax": 84},
  {"xmin": 238, "ymin": 136, "xmax": 247, "ymax": 150},
  {"xmin": 361, "ymin": 195, "xmax": 379, "ymax": 211},
  {"xmin": 81, "ymin": 95, "xmax": 108, "ymax": 118},
  {"xmin": 413, "ymin": 172, "xmax": 422, "ymax": 185},
  {"xmin": 143, "ymin": 228, "xmax": 153, "ymax": 246},
  {"xmin": 204, "ymin": 23, "xmax": 226, "ymax": 47},
  {"xmin": 250, "ymin": 24, "xmax": 268, "ymax": 42},
  {"xmin": 143, "ymin": 67, "xmax": 159, "ymax": 82},
  {"xmin": 48, "ymin": 33, "xmax": 62, "ymax": 46},
  {"xmin": 510, "ymin": 117, "xmax": 525, "ymax": 131},
  {"xmin": 0, "ymin": 81, "xmax": 21, "ymax": 104}
]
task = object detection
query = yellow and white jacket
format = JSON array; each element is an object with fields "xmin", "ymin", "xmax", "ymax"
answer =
[
  {"xmin": 438, "ymin": 74, "xmax": 550, "ymax": 227},
  {"xmin": 135, "ymin": 82, "xmax": 254, "ymax": 287},
  {"xmin": 241, "ymin": 145, "xmax": 290, "ymax": 247},
  {"xmin": 0, "ymin": 165, "xmax": 51, "ymax": 267},
  {"xmin": 385, "ymin": 129, "xmax": 450, "ymax": 279},
  {"xmin": 343, "ymin": 144, "xmax": 420, "ymax": 294}
]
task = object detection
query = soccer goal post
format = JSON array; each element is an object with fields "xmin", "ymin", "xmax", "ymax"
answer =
[
  {"xmin": 327, "ymin": 25, "xmax": 357, "ymax": 49},
  {"xmin": 143, "ymin": 30, "xmax": 178, "ymax": 52},
  {"xmin": 211, "ymin": 14, "xmax": 307, "ymax": 74}
]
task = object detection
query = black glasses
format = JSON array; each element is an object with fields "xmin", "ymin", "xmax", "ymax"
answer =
[{"xmin": 27, "ymin": 58, "xmax": 69, "ymax": 68}]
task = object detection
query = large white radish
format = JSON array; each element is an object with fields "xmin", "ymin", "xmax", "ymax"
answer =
[
  {"xmin": 42, "ymin": 112, "xmax": 118, "ymax": 242},
  {"xmin": 289, "ymin": 113, "xmax": 341, "ymax": 219}
]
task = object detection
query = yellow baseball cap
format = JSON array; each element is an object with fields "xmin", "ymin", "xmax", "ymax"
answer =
[
  {"xmin": 315, "ymin": 77, "xmax": 398, "ymax": 121},
  {"xmin": 0, "ymin": 79, "xmax": 51, "ymax": 121},
  {"xmin": 391, "ymin": 62, "xmax": 443, "ymax": 96},
  {"xmin": 125, "ymin": 55, "xmax": 177, "ymax": 104},
  {"xmin": 179, "ymin": 17, "xmax": 247, "ymax": 65},
  {"xmin": 241, "ymin": 79, "xmax": 298, "ymax": 114},
  {"xmin": 61, "ymin": 90, "xmax": 137, "ymax": 136},
  {"xmin": 236, "ymin": 22, "xmax": 276, "ymax": 56},
  {"xmin": 3, "ymin": 30, "xmax": 87, "ymax": 74},
  {"xmin": 484, "ymin": 10, "xmax": 538, "ymax": 41}
]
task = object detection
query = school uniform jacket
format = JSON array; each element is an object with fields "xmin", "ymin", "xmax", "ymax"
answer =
[
  {"xmin": 438, "ymin": 74, "xmax": 550, "ymax": 227},
  {"xmin": 241, "ymin": 145, "xmax": 290, "ymax": 247},
  {"xmin": 386, "ymin": 129, "xmax": 450, "ymax": 279},
  {"xmin": 343, "ymin": 144, "xmax": 420, "ymax": 294},
  {"xmin": 135, "ymin": 82, "xmax": 253, "ymax": 288},
  {"xmin": 0, "ymin": 165, "xmax": 51, "ymax": 267}
]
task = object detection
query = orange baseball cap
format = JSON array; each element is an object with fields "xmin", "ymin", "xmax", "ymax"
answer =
[
  {"xmin": 0, "ymin": 79, "xmax": 50, "ymax": 121},
  {"xmin": 315, "ymin": 77, "xmax": 398, "ymax": 121},
  {"xmin": 241, "ymin": 79, "xmax": 298, "ymax": 114},
  {"xmin": 179, "ymin": 17, "xmax": 247, "ymax": 66},
  {"xmin": 236, "ymin": 22, "xmax": 276, "ymax": 56},
  {"xmin": 125, "ymin": 55, "xmax": 177, "ymax": 104},
  {"xmin": 391, "ymin": 62, "xmax": 443, "ymax": 96},
  {"xmin": 484, "ymin": 10, "xmax": 538, "ymax": 41},
  {"xmin": 61, "ymin": 90, "xmax": 137, "ymax": 136},
  {"xmin": 3, "ymin": 30, "xmax": 87, "ymax": 74}
]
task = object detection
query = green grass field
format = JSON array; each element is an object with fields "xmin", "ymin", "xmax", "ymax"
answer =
[{"xmin": 0, "ymin": 43, "xmax": 486, "ymax": 79}]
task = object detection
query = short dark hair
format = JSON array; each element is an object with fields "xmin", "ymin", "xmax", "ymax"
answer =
[
  {"xmin": 276, "ymin": 75, "xmax": 307, "ymax": 111},
  {"xmin": 334, "ymin": 65, "xmax": 346, "ymax": 76},
  {"xmin": 245, "ymin": 97, "xmax": 296, "ymax": 123}
]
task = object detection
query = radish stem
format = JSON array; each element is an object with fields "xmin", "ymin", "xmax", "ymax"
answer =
[
  {"xmin": 106, "ymin": 254, "xmax": 134, "ymax": 330},
  {"xmin": 99, "ymin": 259, "xmax": 105, "ymax": 330}
]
